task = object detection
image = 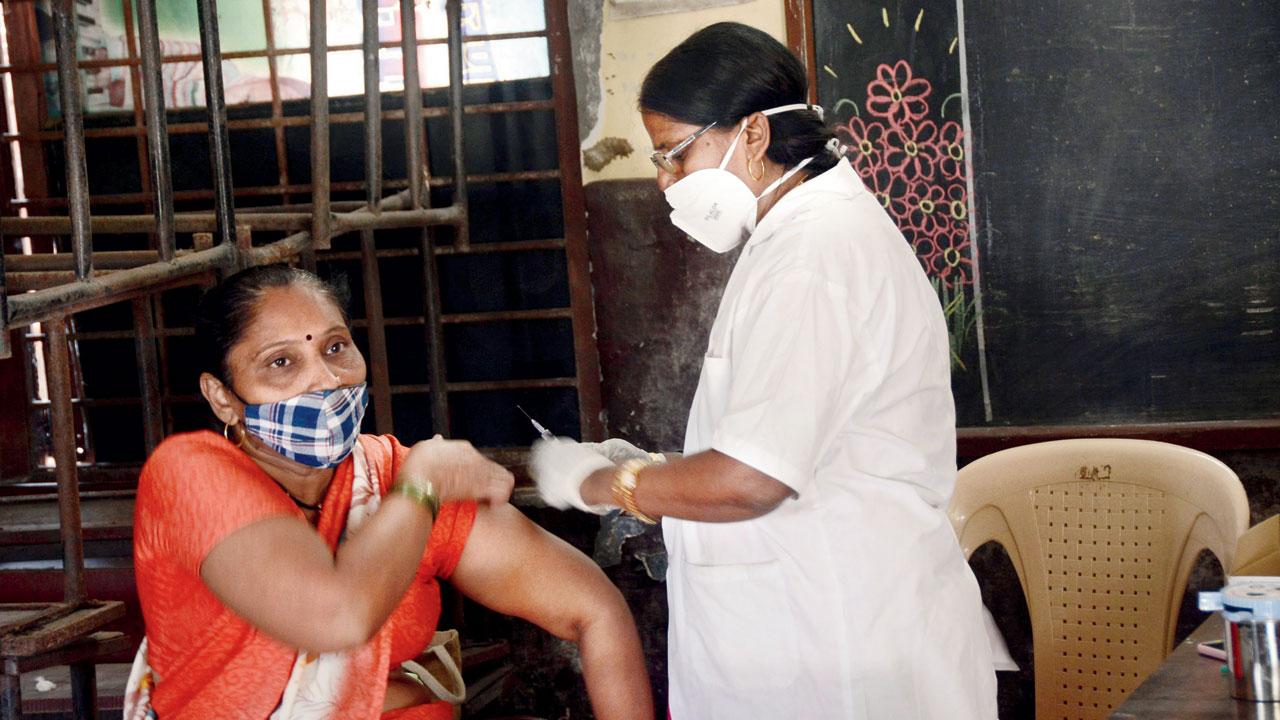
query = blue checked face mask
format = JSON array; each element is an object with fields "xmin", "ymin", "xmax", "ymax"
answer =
[{"xmin": 241, "ymin": 383, "xmax": 369, "ymax": 468}]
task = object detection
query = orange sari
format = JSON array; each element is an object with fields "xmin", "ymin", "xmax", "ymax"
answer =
[{"xmin": 132, "ymin": 431, "xmax": 476, "ymax": 719}]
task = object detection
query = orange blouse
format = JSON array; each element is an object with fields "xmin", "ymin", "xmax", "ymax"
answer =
[{"xmin": 133, "ymin": 431, "xmax": 476, "ymax": 719}]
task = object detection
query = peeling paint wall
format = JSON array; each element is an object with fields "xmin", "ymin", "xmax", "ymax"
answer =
[{"xmin": 568, "ymin": 0, "xmax": 786, "ymax": 179}]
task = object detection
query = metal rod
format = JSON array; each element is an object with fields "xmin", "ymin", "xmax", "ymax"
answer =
[
  {"xmin": 136, "ymin": 0, "xmax": 177, "ymax": 261},
  {"xmin": 259, "ymin": 0, "xmax": 291, "ymax": 195},
  {"xmin": 196, "ymin": 0, "xmax": 237, "ymax": 250},
  {"xmin": 133, "ymin": 297, "xmax": 164, "ymax": 454},
  {"xmin": 421, "ymin": 227, "xmax": 451, "ymax": 435},
  {"xmin": 0, "ymin": 203, "xmax": 468, "ymax": 238},
  {"xmin": 446, "ymin": 0, "xmax": 469, "ymax": 249},
  {"xmin": 0, "ymin": 30, "xmax": 550, "ymax": 75},
  {"xmin": 309, "ymin": 0, "xmax": 330, "ymax": 252},
  {"xmin": 69, "ymin": 660, "xmax": 96, "ymax": 720},
  {"xmin": 400, "ymin": 0, "xmax": 424, "ymax": 208},
  {"xmin": 13, "ymin": 169, "xmax": 558, "ymax": 210},
  {"xmin": 1, "ymin": 670, "xmax": 19, "ymax": 720},
  {"xmin": 4, "ymin": 233, "xmax": 559, "ymax": 275},
  {"xmin": 446, "ymin": 378, "xmax": 578, "ymax": 392},
  {"xmin": 545, "ymin": 0, "xmax": 605, "ymax": 441},
  {"xmin": 0, "ymin": 232, "xmax": 8, "ymax": 359},
  {"xmin": 9, "ymin": 245, "xmax": 233, "ymax": 328},
  {"xmin": 360, "ymin": 0, "xmax": 392, "ymax": 434},
  {"xmin": 1, "ymin": 99, "xmax": 557, "ymax": 144},
  {"xmin": 45, "ymin": 319, "xmax": 85, "ymax": 604},
  {"xmin": 363, "ymin": 0, "xmax": 383, "ymax": 208},
  {"xmin": 120, "ymin": 0, "xmax": 155, "ymax": 211},
  {"xmin": 50, "ymin": 0, "xmax": 92, "ymax": 281}
]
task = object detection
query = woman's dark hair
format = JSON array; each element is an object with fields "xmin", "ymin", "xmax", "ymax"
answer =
[
  {"xmin": 194, "ymin": 264, "xmax": 349, "ymax": 386},
  {"xmin": 640, "ymin": 22, "xmax": 838, "ymax": 175}
]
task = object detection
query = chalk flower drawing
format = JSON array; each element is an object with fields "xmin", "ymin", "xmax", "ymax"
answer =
[
  {"xmin": 881, "ymin": 119, "xmax": 941, "ymax": 181},
  {"xmin": 937, "ymin": 121, "xmax": 966, "ymax": 180},
  {"xmin": 866, "ymin": 59, "xmax": 933, "ymax": 124},
  {"xmin": 835, "ymin": 116, "xmax": 888, "ymax": 177},
  {"xmin": 864, "ymin": 164, "xmax": 911, "ymax": 217},
  {"xmin": 929, "ymin": 225, "xmax": 974, "ymax": 288},
  {"xmin": 902, "ymin": 179, "xmax": 948, "ymax": 236},
  {"xmin": 841, "ymin": 60, "xmax": 973, "ymax": 293}
]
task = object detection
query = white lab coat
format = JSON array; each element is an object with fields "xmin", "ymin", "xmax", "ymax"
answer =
[{"xmin": 665, "ymin": 160, "xmax": 998, "ymax": 719}]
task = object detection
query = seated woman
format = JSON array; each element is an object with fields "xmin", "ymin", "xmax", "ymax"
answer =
[{"xmin": 126, "ymin": 264, "xmax": 652, "ymax": 719}]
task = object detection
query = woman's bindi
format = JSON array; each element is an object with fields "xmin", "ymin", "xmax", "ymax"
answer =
[{"xmin": 305, "ymin": 334, "xmax": 312, "ymax": 341}]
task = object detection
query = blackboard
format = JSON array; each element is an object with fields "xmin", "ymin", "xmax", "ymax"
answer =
[{"xmin": 810, "ymin": 0, "xmax": 1280, "ymax": 426}]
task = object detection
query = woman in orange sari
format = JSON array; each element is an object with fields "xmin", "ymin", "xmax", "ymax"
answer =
[{"xmin": 127, "ymin": 265, "xmax": 652, "ymax": 719}]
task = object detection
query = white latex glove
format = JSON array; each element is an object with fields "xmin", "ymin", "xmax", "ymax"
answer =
[
  {"xmin": 584, "ymin": 437, "xmax": 666, "ymax": 464},
  {"xmin": 529, "ymin": 437, "xmax": 615, "ymax": 514}
]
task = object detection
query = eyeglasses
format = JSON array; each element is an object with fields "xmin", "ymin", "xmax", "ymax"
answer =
[{"xmin": 649, "ymin": 121, "xmax": 717, "ymax": 173}]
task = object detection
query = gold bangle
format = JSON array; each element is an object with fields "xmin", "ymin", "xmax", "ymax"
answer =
[
  {"xmin": 392, "ymin": 476, "xmax": 441, "ymax": 519},
  {"xmin": 612, "ymin": 458, "xmax": 657, "ymax": 525}
]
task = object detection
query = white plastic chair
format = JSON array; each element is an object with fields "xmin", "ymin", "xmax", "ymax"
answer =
[{"xmin": 950, "ymin": 439, "xmax": 1249, "ymax": 720}]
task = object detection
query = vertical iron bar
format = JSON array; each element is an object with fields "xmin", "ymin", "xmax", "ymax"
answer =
[
  {"xmin": 363, "ymin": 0, "xmax": 382, "ymax": 206},
  {"xmin": 259, "ymin": 0, "xmax": 292, "ymax": 199},
  {"xmin": 137, "ymin": 0, "xmax": 176, "ymax": 261},
  {"xmin": 545, "ymin": 0, "xmax": 604, "ymax": 440},
  {"xmin": 1, "ymin": 669, "xmax": 20, "ymax": 720},
  {"xmin": 445, "ymin": 0, "xmax": 468, "ymax": 248},
  {"xmin": 50, "ymin": 0, "xmax": 92, "ymax": 281},
  {"xmin": 420, "ymin": 233, "xmax": 450, "ymax": 436},
  {"xmin": 399, "ymin": 0, "xmax": 423, "ymax": 208},
  {"xmin": 310, "ymin": 0, "xmax": 331, "ymax": 251},
  {"xmin": 69, "ymin": 661, "xmax": 95, "ymax": 720},
  {"xmin": 400, "ymin": 0, "xmax": 448, "ymax": 432},
  {"xmin": 196, "ymin": 0, "xmax": 237, "ymax": 250},
  {"xmin": 0, "ymin": 232, "xmax": 9, "ymax": 359},
  {"xmin": 133, "ymin": 297, "xmax": 163, "ymax": 453},
  {"xmin": 45, "ymin": 319, "xmax": 85, "ymax": 604},
  {"xmin": 362, "ymin": 0, "xmax": 392, "ymax": 434},
  {"xmin": 120, "ymin": 0, "xmax": 154, "ymax": 207}
]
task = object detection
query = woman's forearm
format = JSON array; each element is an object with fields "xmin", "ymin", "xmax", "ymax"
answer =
[
  {"xmin": 330, "ymin": 494, "xmax": 433, "ymax": 641},
  {"xmin": 580, "ymin": 449, "xmax": 793, "ymax": 523},
  {"xmin": 577, "ymin": 599, "xmax": 655, "ymax": 720}
]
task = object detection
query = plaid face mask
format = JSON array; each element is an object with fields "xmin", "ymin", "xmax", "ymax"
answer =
[{"xmin": 242, "ymin": 383, "xmax": 369, "ymax": 468}]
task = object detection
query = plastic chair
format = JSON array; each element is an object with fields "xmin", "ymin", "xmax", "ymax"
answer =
[{"xmin": 950, "ymin": 439, "xmax": 1249, "ymax": 720}]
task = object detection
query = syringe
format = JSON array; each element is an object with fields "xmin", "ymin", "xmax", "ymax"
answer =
[{"xmin": 517, "ymin": 405, "xmax": 554, "ymax": 440}]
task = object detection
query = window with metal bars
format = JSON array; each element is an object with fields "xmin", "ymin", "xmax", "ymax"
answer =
[{"xmin": 0, "ymin": 0, "xmax": 602, "ymax": 486}]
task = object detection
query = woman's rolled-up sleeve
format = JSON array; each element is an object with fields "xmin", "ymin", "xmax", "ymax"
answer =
[{"xmin": 709, "ymin": 269, "xmax": 859, "ymax": 496}]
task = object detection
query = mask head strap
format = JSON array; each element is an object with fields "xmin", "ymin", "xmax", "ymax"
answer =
[{"xmin": 718, "ymin": 103, "xmax": 826, "ymax": 180}]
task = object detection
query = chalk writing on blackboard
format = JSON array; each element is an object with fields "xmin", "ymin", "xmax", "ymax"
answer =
[{"xmin": 815, "ymin": 0, "xmax": 992, "ymax": 424}]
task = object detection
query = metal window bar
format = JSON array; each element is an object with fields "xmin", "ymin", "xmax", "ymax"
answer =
[
  {"xmin": 0, "ymin": 0, "xmax": 475, "ymax": 715},
  {"xmin": 1, "ymin": 0, "xmax": 602, "ymax": 689}
]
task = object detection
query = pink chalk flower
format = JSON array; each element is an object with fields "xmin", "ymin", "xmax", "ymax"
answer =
[
  {"xmin": 937, "ymin": 121, "xmax": 966, "ymax": 181},
  {"xmin": 929, "ymin": 225, "xmax": 975, "ymax": 288},
  {"xmin": 882, "ymin": 119, "xmax": 941, "ymax": 182},
  {"xmin": 866, "ymin": 60, "xmax": 932, "ymax": 125},
  {"xmin": 836, "ymin": 116, "xmax": 888, "ymax": 178}
]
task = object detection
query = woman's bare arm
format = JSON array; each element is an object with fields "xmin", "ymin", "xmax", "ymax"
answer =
[
  {"xmin": 200, "ymin": 438, "xmax": 512, "ymax": 653},
  {"xmin": 449, "ymin": 503, "xmax": 654, "ymax": 720}
]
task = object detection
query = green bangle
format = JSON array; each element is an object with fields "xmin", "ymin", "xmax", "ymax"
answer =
[{"xmin": 392, "ymin": 477, "xmax": 441, "ymax": 518}]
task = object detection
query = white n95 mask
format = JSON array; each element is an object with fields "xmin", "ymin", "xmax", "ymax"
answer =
[{"xmin": 664, "ymin": 103, "xmax": 818, "ymax": 253}]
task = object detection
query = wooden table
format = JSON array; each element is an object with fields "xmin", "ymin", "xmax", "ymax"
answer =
[{"xmin": 1111, "ymin": 618, "xmax": 1280, "ymax": 719}]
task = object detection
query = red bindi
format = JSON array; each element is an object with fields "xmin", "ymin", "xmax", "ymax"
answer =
[{"xmin": 305, "ymin": 334, "xmax": 312, "ymax": 341}]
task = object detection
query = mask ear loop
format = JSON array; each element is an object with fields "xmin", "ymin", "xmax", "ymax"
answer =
[
  {"xmin": 753, "ymin": 155, "xmax": 815, "ymax": 200},
  {"xmin": 718, "ymin": 118, "xmax": 749, "ymax": 171}
]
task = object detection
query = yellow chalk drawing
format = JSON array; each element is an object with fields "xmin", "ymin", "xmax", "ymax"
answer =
[
  {"xmin": 882, "ymin": 7, "xmax": 890, "ymax": 27},
  {"xmin": 914, "ymin": 9, "xmax": 924, "ymax": 32},
  {"xmin": 824, "ymin": 65, "xmax": 840, "ymax": 79},
  {"xmin": 846, "ymin": 22, "xmax": 863, "ymax": 45},
  {"xmin": 949, "ymin": 37, "xmax": 959, "ymax": 54}
]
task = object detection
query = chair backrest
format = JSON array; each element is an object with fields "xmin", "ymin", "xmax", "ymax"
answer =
[{"xmin": 950, "ymin": 439, "xmax": 1249, "ymax": 720}]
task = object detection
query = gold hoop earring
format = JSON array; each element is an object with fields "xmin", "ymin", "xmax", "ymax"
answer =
[
  {"xmin": 223, "ymin": 421, "xmax": 248, "ymax": 449},
  {"xmin": 749, "ymin": 158, "xmax": 765, "ymax": 182}
]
